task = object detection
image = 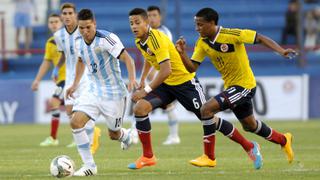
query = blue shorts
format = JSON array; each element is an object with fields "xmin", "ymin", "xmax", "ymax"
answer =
[
  {"xmin": 214, "ymin": 85, "xmax": 256, "ymax": 120},
  {"xmin": 143, "ymin": 78, "xmax": 206, "ymax": 119},
  {"xmin": 14, "ymin": 12, "xmax": 31, "ymax": 28}
]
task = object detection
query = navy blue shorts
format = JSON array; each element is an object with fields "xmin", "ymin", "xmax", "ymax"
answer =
[
  {"xmin": 143, "ymin": 78, "xmax": 206, "ymax": 119},
  {"xmin": 214, "ymin": 85, "xmax": 256, "ymax": 119}
]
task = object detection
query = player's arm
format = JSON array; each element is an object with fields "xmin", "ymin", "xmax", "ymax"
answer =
[
  {"xmin": 149, "ymin": 59, "xmax": 171, "ymax": 90},
  {"xmin": 118, "ymin": 49, "xmax": 138, "ymax": 91},
  {"xmin": 176, "ymin": 37, "xmax": 200, "ymax": 72},
  {"xmin": 66, "ymin": 57, "xmax": 85, "ymax": 99},
  {"xmin": 31, "ymin": 59, "xmax": 51, "ymax": 91},
  {"xmin": 139, "ymin": 60, "xmax": 152, "ymax": 89},
  {"xmin": 255, "ymin": 33, "xmax": 297, "ymax": 59}
]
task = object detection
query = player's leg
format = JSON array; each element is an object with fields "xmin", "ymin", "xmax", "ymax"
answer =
[
  {"xmin": 172, "ymin": 78, "xmax": 216, "ymax": 167},
  {"xmin": 211, "ymin": 86, "xmax": 263, "ymax": 169},
  {"xmin": 162, "ymin": 102, "xmax": 180, "ymax": 145},
  {"xmin": 236, "ymin": 109, "xmax": 294, "ymax": 163},
  {"xmin": 71, "ymin": 94, "xmax": 99, "ymax": 176},
  {"xmin": 128, "ymin": 84, "xmax": 174, "ymax": 169},
  {"xmin": 40, "ymin": 82, "xmax": 64, "ymax": 146}
]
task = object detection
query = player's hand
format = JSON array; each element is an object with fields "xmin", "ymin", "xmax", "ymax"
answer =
[
  {"xmin": 51, "ymin": 67, "xmax": 59, "ymax": 82},
  {"xmin": 175, "ymin": 36, "xmax": 187, "ymax": 54},
  {"xmin": 66, "ymin": 85, "xmax": 77, "ymax": 99},
  {"xmin": 282, "ymin": 49, "xmax": 298, "ymax": 59},
  {"xmin": 137, "ymin": 81, "xmax": 146, "ymax": 90},
  {"xmin": 131, "ymin": 89, "xmax": 147, "ymax": 103},
  {"xmin": 31, "ymin": 80, "xmax": 39, "ymax": 91},
  {"xmin": 127, "ymin": 79, "xmax": 139, "ymax": 92}
]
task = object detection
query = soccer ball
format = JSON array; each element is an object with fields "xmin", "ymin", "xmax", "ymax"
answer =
[{"xmin": 50, "ymin": 155, "xmax": 75, "ymax": 178}]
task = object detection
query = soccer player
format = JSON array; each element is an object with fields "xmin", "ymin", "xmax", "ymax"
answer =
[
  {"xmin": 128, "ymin": 8, "xmax": 262, "ymax": 170},
  {"xmin": 66, "ymin": 9, "xmax": 137, "ymax": 176},
  {"xmin": 53, "ymin": 3, "xmax": 101, "ymax": 153},
  {"xmin": 176, "ymin": 7, "xmax": 295, "ymax": 165},
  {"xmin": 31, "ymin": 13, "xmax": 64, "ymax": 146}
]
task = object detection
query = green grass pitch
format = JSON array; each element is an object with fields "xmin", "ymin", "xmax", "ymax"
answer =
[{"xmin": 0, "ymin": 120, "xmax": 319, "ymax": 180}]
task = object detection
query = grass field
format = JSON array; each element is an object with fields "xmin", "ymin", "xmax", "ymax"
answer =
[{"xmin": 0, "ymin": 120, "xmax": 320, "ymax": 180}]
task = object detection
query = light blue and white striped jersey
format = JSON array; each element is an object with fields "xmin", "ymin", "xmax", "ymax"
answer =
[
  {"xmin": 75, "ymin": 30, "xmax": 128, "ymax": 100},
  {"xmin": 158, "ymin": 25, "xmax": 172, "ymax": 41},
  {"xmin": 54, "ymin": 26, "xmax": 88, "ymax": 86}
]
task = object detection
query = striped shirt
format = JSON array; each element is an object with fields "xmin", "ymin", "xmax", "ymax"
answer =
[
  {"xmin": 75, "ymin": 30, "xmax": 127, "ymax": 100},
  {"xmin": 54, "ymin": 26, "xmax": 87, "ymax": 86}
]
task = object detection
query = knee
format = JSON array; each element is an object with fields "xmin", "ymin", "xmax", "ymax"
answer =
[
  {"xmin": 70, "ymin": 114, "xmax": 85, "ymax": 129},
  {"xmin": 200, "ymin": 104, "xmax": 212, "ymax": 118},
  {"xmin": 133, "ymin": 101, "xmax": 151, "ymax": 116},
  {"xmin": 49, "ymin": 98, "xmax": 60, "ymax": 109},
  {"xmin": 241, "ymin": 121, "xmax": 256, "ymax": 132},
  {"xmin": 108, "ymin": 130, "xmax": 120, "ymax": 140}
]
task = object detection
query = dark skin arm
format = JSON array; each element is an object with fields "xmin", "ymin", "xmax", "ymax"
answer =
[{"xmin": 175, "ymin": 37, "xmax": 200, "ymax": 73}]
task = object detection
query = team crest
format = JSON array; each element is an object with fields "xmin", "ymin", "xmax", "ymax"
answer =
[
  {"xmin": 94, "ymin": 47, "xmax": 102, "ymax": 53},
  {"xmin": 220, "ymin": 44, "xmax": 229, "ymax": 52},
  {"xmin": 147, "ymin": 48, "xmax": 154, "ymax": 55}
]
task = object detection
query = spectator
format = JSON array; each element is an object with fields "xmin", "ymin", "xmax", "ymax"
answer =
[
  {"xmin": 281, "ymin": 0, "xmax": 299, "ymax": 45},
  {"xmin": 304, "ymin": 9, "xmax": 318, "ymax": 49},
  {"xmin": 13, "ymin": 0, "xmax": 38, "ymax": 55}
]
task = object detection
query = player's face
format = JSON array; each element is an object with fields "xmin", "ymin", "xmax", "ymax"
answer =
[
  {"xmin": 129, "ymin": 15, "xmax": 149, "ymax": 39},
  {"xmin": 147, "ymin": 10, "xmax": 161, "ymax": 29},
  {"xmin": 61, "ymin": 8, "xmax": 77, "ymax": 26},
  {"xmin": 78, "ymin": 19, "xmax": 96, "ymax": 43},
  {"xmin": 194, "ymin": 16, "xmax": 215, "ymax": 37},
  {"xmin": 48, "ymin": 17, "xmax": 62, "ymax": 33}
]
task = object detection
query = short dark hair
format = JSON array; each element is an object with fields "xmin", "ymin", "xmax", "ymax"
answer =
[
  {"xmin": 48, "ymin": 13, "xmax": 60, "ymax": 18},
  {"xmin": 129, "ymin": 8, "xmax": 148, "ymax": 19},
  {"xmin": 60, "ymin": 2, "xmax": 76, "ymax": 12},
  {"xmin": 147, "ymin": 5, "xmax": 161, "ymax": 14},
  {"xmin": 78, "ymin": 9, "xmax": 95, "ymax": 21},
  {"xmin": 195, "ymin": 8, "xmax": 219, "ymax": 25}
]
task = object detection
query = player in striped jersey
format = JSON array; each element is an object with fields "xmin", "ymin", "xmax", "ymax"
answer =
[
  {"xmin": 128, "ymin": 8, "xmax": 262, "ymax": 170},
  {"xmin": 53, "ymin": 3, "xmax": 101, "ymax": 153},
  {"xmin": 176, "ymin": 7, "xmax": 295, "ymax": 167},
  {"xmin": 66, "ymin": 9, "xmax": 137, "ymax": 176},
  {"xmin": 31, "ymin": 14, "xmax": 64, "ymax": 146}
]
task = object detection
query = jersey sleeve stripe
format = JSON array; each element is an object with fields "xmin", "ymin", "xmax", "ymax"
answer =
[
  {"xmin": 149, "ymin": 32, "xmax": 160, "ymax": 49},
  {"xmin": 158, "ymin": 59, "xmax": 169, "ymax": 64},
  {"xmin": 105, "ymin": 36, "xmax": 116, "ymax": 46},
  {"xmin": 149, "ymin": 35, "xmax": 159, "ymax": 50}
]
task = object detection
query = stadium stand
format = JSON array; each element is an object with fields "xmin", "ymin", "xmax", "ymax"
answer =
[{"xmin": 1, "ymin": 0, "xmax": 319, "ymax": 79}]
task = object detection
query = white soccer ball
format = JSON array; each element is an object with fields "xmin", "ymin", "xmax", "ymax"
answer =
[{"xmin": 50, "ymin": 155, "xmax": 75, "ymax": 178}]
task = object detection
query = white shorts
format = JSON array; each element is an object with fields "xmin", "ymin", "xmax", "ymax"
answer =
[{"xmin": 73, "ymin": 93, "xmax": 127, "ymax": 131}]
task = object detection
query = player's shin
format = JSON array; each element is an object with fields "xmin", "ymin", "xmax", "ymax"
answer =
[
  {"xmin": 254, "ymin": 120, "xmax": 286, "ymax": 146},
  {"xmin": 202, "ymin": 117, "xmax": 216, "ymax": 160},
  {"xmin": 50, "ymin": 109, "xmax": 60, "ymax": 139},
  {"xmin": 72, "ymin": 127, "xmax": 96, "ymax": 167},
  {"xmin": 135, "ymin": 115, "xmax": 153, "ymax": 158},
  {"xmin": 216, "ymin": 117, "xmax": 254, "ymax": 151}
]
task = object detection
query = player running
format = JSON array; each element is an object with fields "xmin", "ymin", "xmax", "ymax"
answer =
[
  {"xmin": 127, "ymin": 8, "xmax": 262, "ymax": 170},
  {"xmin": 66, "ymin": 9, "xmax": 137, "ymax": 176},
  {"xmin": 31, "ymin": 13, "xmax": 64, "ymax": 146},
  {"xmin": 54, "ymin": 3, "xmax": 101, "ymax": 153},
  {"xmin": 176, "ymin": 7, "xmax": 295, "ymax": 166}
]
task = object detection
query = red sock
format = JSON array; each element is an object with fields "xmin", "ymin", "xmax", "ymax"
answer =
[
  {"xmin": 267, "ymin": 129, "xmax": 286, "ymax": 146},
  {"xmin": 229, "ymin": 128, "xmax": 254, "ymax": 151},
  {"xmin": 138, "ymin": 131, "xmax": 153, "ymax": 158},
  {"xmin": 203, "ymin": 134, "xmax": 215, "ymax": 160},
  {"xmin": 50, "ymin": 118, "xmax": 59, "ymax": 139}
]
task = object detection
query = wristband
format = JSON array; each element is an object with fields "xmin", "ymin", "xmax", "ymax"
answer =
[{"xmin": 144, "ymin": 84, "xmax": 152, "ymax": 93}]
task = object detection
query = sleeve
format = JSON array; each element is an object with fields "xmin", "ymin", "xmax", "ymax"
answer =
[
  {"xmin": 103, "ymin": 33, "xmax": 125, "ymax": 59},
  {"xmin": 53, "ymin": 32, "xmax": 63, "ymax": 52},
  {"xmin": 152, "ymin": 32, "xmax": 170, "ymax": 64},
  {"xmin": 44, "ymin": 41, "xmax": 53, "ymax": 61},
  {"xmin": 191, "ymin": 39, "xmax": 206, "ymax": 63},
  {"xmin": 238, "ymin": 29, "xmax": 257, "ymax": 44}
]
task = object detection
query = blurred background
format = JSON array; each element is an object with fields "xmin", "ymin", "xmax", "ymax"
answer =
[{"xmin": 0, "ymin": 0, "xmax": 319, "ymax": 124}]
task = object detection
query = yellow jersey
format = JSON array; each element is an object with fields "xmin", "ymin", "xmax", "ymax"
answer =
[
  {"xmin": 191, "ymin": 27, "xmax": 256, "ymax": 89},
  {"xmin": 135, "ymin": 28, "xmax": 195, "ymax": 86},
  {"xmin": 44, "ymin": 36, "xmax": 66, "ymax": 84}
]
